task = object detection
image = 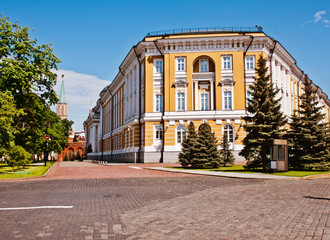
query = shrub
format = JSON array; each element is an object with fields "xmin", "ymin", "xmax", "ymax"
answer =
[{"xmin": 7, "ymin": 145, "xmax": 31, "ymax": 170}]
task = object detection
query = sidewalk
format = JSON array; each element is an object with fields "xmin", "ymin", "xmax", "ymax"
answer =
[{"xmin": 144, "ymin": 167, "xmax": 330, "ymax": 179}]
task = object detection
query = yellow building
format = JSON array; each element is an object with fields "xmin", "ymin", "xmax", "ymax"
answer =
[{"xmin": 84, "ymin": 27, "xmax": 330, "ymax": 163}]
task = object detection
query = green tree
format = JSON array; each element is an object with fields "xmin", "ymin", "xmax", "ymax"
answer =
[
  {"xmin": 240, "ymin": 55, "xmax": 287, "ymax": 170},
  {"xmin": 179, "ymin": 122, "xmax": 197, "ymax": 167},
  {"xmin": 0, "ymin": 91, "xmax": 24, "ymax": 156},
  {"xmin": 6, "ymin": 145, "xmax": 31, "ymax": 171},
  {"xmin": 63, "ymin": 153, "xmax": 69, "ymax": 161},
  {"xmin": 75, "ymin": 151, "xmax": 82, "ymax": 161},
  {"xmin": 287, "ymin": 77, "xmax": 330, "ymax": 170},
  {"xmin": 191, "ymin": 123, "xmax": 221, "ymax": 169},
  {"xmin": 0, "ymin": 16, "xmax": 61, "ymax": 106},
  {"xmin": 69, "ymin": 152, "xmax": 74, "ymax": 161},
  {"xmin": 220, "ymin": 131, "xmax": 235, "ymax": 166},
  {"xmin": 0, "ymin": 16, "xmax": 62, "ymax": 156}
]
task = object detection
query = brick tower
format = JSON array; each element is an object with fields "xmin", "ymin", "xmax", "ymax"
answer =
[{"xmin": 56, "ymin": 74, "xmax": 68, "ymax": 119}]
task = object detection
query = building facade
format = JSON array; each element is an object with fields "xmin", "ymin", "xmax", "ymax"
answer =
[{"xmin": 84, "ymin": 27, "xmax": 330, "ymax": 163}]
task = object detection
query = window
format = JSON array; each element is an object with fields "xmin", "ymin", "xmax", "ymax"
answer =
[
  {"xmin": 155, "ymin": 125, "xmax": 163, "ymax": 140},
  {"xmin": 155, "ymin": 94, "xmax": 163, "ymax": 112},
  {"xmin": 200, "ymin": 93, "xmax": 209, "ymax": 110},
  {"xmin": 224, "ymin": 125, "xmax": 234, "ymax": 143},
  {"xmin": 200, "ymin": 59, "xmax": 208, "ymax": 72},
  {"xmin": 246, "ymin": 91, "xmax": 252, "ymax": 107},
  {"xmin": 224, "ymin": 91, "xmax": 232, "ymax": 110},
  {"xmin": 177, "ymin": 126, "xmax": 187, "ymax": 143},
  {"xmin": 154, "ymin": 60, "xmax": 163, "ymax": 73},
  {"xmin": 245, "ymin": 56, "xmax": 254, "ymax": 70},
  {"xmin": 176, "ymin": 57, "xmax": 185, "ymax": 71},
  {"xmin": 177, "ymin": 92, "xmax": 185, "ymax": 111},
  {"xmin": 223, "ymin": 56, "xmax": 232, "ymax": 69}
]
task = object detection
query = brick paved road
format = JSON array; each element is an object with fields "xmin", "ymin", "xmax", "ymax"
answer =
[{"xmin": 0, "ymin": 162, "xmax": 328, "ymax": 240}]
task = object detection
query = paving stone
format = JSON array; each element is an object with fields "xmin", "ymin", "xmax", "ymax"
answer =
[{"xmin": 0, "ymin": 162, "xmax": 328, "ymax": 239}]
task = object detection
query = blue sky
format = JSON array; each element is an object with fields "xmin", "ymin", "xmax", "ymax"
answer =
[{"xmin": 2, "ymin": 0, "xmax": 330, "ymax": 130}]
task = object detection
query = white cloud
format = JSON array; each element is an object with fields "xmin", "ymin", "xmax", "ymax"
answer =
[
  {"xmin": 305, "ymin": 10, "xmax": 330, "ymax": 28},
  {"xmin": 52, "ymin": 69, "xmax": 110, "ymax": 131},
  {"xmin": 314, "ymin": 10, "xmax": 326, "ymax": 23}
]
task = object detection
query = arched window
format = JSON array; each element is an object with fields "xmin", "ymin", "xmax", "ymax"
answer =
[
  {"xmin": 177, "ymin": 126, "xmax": 187, "ymax": 143},
  {"xmin": 224, "ymin": 125, "xmax": 234, "ymax": 143}
]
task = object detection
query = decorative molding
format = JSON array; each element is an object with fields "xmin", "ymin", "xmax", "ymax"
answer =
[
  {"xmin": 172, "ymin": 80, "xmax": 188, "ymax": 88},
  {"xmin": 219, "ymin": 78, "xmax": 236, "ymax": 87}
]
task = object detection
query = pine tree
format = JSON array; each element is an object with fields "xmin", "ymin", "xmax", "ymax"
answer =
[
  {"xmin": 63, "ymin": 153, "xmax": 69, "ymax": 161},
  {"xmin": 220, "ymin": 131, "xmax": 235, "ymax": 166},
  {"xmin": 288, "ymin": 77, "xmax": 330, "ymax": 170},
  {"xmin": 287, "ymin": 112, "xmax": 304, "ymax": 169},
  {"xmin": 179, "ymin": 122, "xmax": 197, "ymax": 167},
  {"xmin": 191, "ymin": 123, "xmax": 221, "ymax": 169},
  {"xmin": 239, "ymin": 54, "xmax": 287, "ymax": 170}
]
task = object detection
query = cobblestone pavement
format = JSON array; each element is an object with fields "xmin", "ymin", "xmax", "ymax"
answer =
[
  {"xmin": 121, "ymin": 178, "xmax": 330, "ymax": 240},
  {"xmin": 0, "ymin": 162, "xmax": 328, "ymax": 240},
  {"xmin": 0, "ymin": 176, "xmax": 257, "ymax": 240}
]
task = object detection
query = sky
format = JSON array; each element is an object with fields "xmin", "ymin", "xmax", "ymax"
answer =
[{"xmin": 2, "ymin": 0, "xmax": 330, "ymax": 130}]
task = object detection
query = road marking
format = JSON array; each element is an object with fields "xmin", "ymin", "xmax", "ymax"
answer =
[
  {"xmin": 0, "ymin": 206, "xmax": 74, "ymax": 211},
  {"xmin": 129, "ymin": 166, "xmax": 142, "ymax": 169}
]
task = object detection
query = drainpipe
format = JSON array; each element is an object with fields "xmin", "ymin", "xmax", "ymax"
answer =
[
  {"xmin": 154, "ymin": 40, "xmax": 164, "ymax": 163},
  {"xmin": 243, "ymin": 36, "xmax": 254, "ymax": 114},
  {"xmin": 133, "ymin": 45, "xmax": 142, "ymax": 163}
]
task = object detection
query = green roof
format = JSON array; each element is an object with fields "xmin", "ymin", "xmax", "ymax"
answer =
[{"xmin": 59, "ymin": 78, "xmax": 66, "ymax": 103}]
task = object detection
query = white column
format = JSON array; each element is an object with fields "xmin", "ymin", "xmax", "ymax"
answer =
[
  {"xmin": 135, "ymin": 65, "xmax": 139, "ymax": 116},
  {"xmin": 194, "ymin": 81, "xmax": 198, "ymax": 110},
  {"xmin": 210, "ymin": 80, "xmax": 214, "ymax": 110},
  {"xmin": 286, "ymin": 71, "xmax": 291, "ymax": 116},
  {"xmin": 129, "ymin": 72, "xmax": 132, "ymax": 117},
  {"xmin": 132, "ymin": 67, "xmax": 136, "ymax": 116},
  {"xmin": 280, "ymin": 67, "xmax": 285, "ymax": 114}
]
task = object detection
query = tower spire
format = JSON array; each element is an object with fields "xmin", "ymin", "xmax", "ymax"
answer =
[
  {"xmin": 59, "ymin": 74, "xmax": 66, "ymax": 103},
  {"xmin": 56, "ymin": 74, "xmax": 68, "ymax": 119}
]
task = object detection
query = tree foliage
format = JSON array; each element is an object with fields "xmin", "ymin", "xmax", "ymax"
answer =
[
  {"xmin": 191, "ymin": 123, "xmax": 221, "ymax": 168},
  {"xmin": 0, "ymin": 16, "xmax": 71, "ymax": 157},
  {"xmin": 240, "ymin": 54, "xmax": 287, "ymax": 170},
  {"xmin": 6, "ymin": 145, "xmax": 31, "ymax": 170},
  {"xmin": 0, "ymin": 15, "xmax": 61, "ymax": 106},
  {"xmin": 0, "ymin": 91, "xmax": 24, "ymax": 156},
  {"xmin": 220, "ymin": 131, "xmax": 235, "ymax": 166},
  {"xmin": 287, "ymin": 77, "xmax": 330, "ymax": 170},
  {"xmin": 178, "ymin": 122, "xmax": 197, "ymax": 167}
]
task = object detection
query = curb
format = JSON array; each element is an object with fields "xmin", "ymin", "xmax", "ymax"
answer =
[
  {"xmin": 43, "ymin": 162, "xmax": 56, "ymax": 177},
  {"xmin": 144, "ymin": 167, "xmax": 308, "ymax": 180}
]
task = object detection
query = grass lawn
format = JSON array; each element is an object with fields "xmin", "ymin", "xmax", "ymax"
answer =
[
  {"xmin": 169, "ymin": 165, "xmax": 330, "ymax": 177},
  {"xmin": 0, "ymin": 162, "xmax": 54, "ymax": 179}
]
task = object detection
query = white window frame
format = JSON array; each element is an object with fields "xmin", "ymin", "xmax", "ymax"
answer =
[
  {"xmin": 245, "ymin": 56, "xmax": 255, "ymax": 70},
  {"xmin": 199, "ymin": 59, "xmax": 209, "ymax": 72},
  {"xmin": 154, "ymin": 125, "xmax": 163, "ymax": 141},
  {"xmin": 176, "ymin": 92, "xmax": 186, "ymax": 111},
  {"xmin": 222, "ymin": 56, "xmax": 232, "ymax": 70},
  {"xmin": 176, "ymin": 125, "xmax": 187, "ymax": 144},
  {"xmin": 155, "ymin": 94, "xmax": 163, "ymax": 112},
  {"xmin": 223, "ymin": 124, "xmax": 234, "ymax": 144},
  {"xmin": 176, "ymin": 57, "xmax": 186, "ymax": 72},
  {"xmin": 200, "ymin": 92, "xmax": 209, "ymax": 110},
  {"xmin": 154, "ymin": 59, "xmax": 163, "ymax": 73},
  {"xmin": 223, "ymin": 90, "xmax": 232, "ymax": 110}
]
